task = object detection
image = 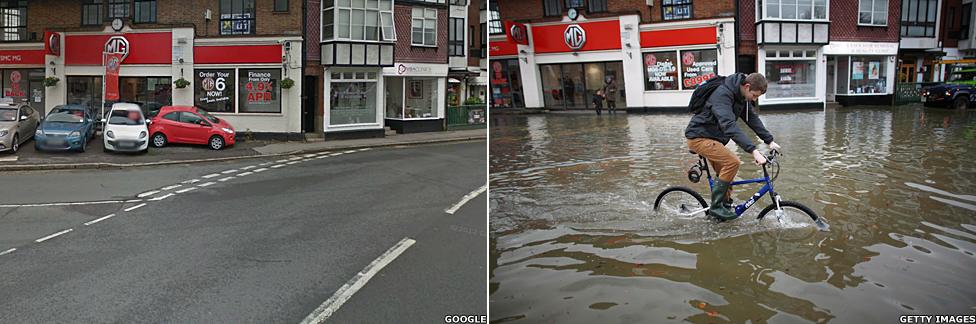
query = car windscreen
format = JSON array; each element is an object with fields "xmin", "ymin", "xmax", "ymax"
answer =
[
  {"xmin": 0, "ymin": 108, "xmax": 16, "ymax": 122},
  {"xmin": 45, "ymin": 112, "xmax": 84, "ymax": 123},
  {"xmin": 109, "ymin": 110, "xmax": 145, "ymax": 125},
  {"xmin": 196, "ymin": 108, "xmax": 220, "ymax": 123}
]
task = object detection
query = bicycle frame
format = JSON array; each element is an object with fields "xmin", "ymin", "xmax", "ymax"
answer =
[{"xmin": 699, "ymin": 154, "xmax": 779, "ymax": 217}]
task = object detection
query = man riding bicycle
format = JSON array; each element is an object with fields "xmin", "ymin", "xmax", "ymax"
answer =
[{"xmin": 685, "ymin": 73, "xmax": 781, "ymax": 221}]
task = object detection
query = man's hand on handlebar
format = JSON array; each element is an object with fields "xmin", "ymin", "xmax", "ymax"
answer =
[
  {"xmin": 769, "ymin": 141, "xmax": 781, "ymax": 151},
  {"xmin": 752, "ymin": 150, "xmax": 768, "ymax": 166}
]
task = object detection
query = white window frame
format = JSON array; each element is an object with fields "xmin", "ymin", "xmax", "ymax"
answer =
[
  {"xmin": 858, "ymin": 0, "xmax": 888, "ymax": 26},
  {"xmin": 321, "ymin": 0, "xmax": 396, "ymax": 43},
  {"xmin": 760, "ymin": 0, "xmax": 829, "ymax": 21},
  {"xmin": 412, "ymin": 8, "xmax": 438, "ymax": 47},
  {"xmin": 328, "ymin": 70, "xmax": 381, "ymax": 127},
  {"xmin": 761, "ymin": 47, "xmax": 820, "ymax": 101}
]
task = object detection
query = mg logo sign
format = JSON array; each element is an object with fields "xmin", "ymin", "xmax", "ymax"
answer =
[
  {"xmin": 104, "ymin": 36, "xmax": 130, "ymax": 61},
  {"xmin": 564, "ymin": 25, "xmax": 586, "ymax": 50},
  {"xmin": 509, "ymin": 25, "xmax": 526, "ymax": 44}
]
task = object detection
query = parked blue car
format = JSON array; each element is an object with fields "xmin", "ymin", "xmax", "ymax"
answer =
[{"xmin": 35, "ymin": 105, "xmax": 97, "ymax": 152}]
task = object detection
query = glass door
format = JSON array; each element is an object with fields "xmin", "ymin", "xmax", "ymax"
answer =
[
  {"xmin": 561, "ymin": 64, "xmax": 584, "ymax": 109},
  {"xmin": 540, "ymin": 64, "xmax": 565, "ymax": 109},
  {"xmin": 584, "ymin": 62, "xmax": 606, "ymax": 110}
]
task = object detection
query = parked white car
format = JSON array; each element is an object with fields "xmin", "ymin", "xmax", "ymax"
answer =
[{"xmin": 102, "ymin": 103, "xmax": 149, "ymax": 153}]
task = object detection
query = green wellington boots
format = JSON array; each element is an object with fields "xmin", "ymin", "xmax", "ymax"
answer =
[{"xmin": 708, "ymin": 180, "xmax": 738, "ymax": 221}]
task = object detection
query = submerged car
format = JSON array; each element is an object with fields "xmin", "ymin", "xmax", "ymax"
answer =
[
  {"xmin": 149, "ymin": 106, "xmax": 235, "ymax": 150},
  {"xmin": 0, "ymin": 103, "xmax": 39, "ymax": 154},
  {"xmin": 103, "ymin": 103, "xmax": 149, "ymax": 153},
  {"xmin": 35, "ymin": 105, "xmax": 97, "ymax": 152},
  {"xmin": 921, "ymin": 68, "xmax": 976, "ymax": 109}
]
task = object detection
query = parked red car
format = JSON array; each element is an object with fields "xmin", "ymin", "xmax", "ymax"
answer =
[{"xmin": 149, "ymin": 106, "xmax": 236, "ymax": 150}]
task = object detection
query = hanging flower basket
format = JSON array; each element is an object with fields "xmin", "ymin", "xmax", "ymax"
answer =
[
  {"xmin": 281, "ymin": 77, "xmax": 295, "ymax": 89},
  {"xmin": 44, "ymin": 76, "xmax": 60, "ymax": 87},
  {"xmin": 174, "ymin": 78, "xmax": 191, "ymax": 89}
]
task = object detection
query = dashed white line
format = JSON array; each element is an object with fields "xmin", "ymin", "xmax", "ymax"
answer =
[
  {"xmin": 84, "ymin": 214, "xmax": 116, "ymax": 226},
  {"xmin": 161, "ymin": 184, "xmax": 182, "ymax": 191},
  {"xmin": 221, "ymin": 169, "xmax": 238, "ymax": 174},
  {"xmin": 136, "ymin": 190, "xmax": 160, "ymax": 198},
  {"xmin": 238, "ymin": 171, "xmax": 254, "ymax": 176},
  {"xmin": 176, "ymin": 187, "xmax": 197, "ymax": 194},
  {"xmin": 218, "ymin": 176, "xmax": 236, "ymax": 182},
  {"xmin": 289, "ymin": 157, "xmax": 303, "ymax": 161},
  {"xmin": 182, "ymin": 179, "xmax": 202, "ymax": 184},
  {"xmin": 275, "ymin": 159, "xmax": 289, "ymax": 163},
  {"xmin": 253, "ymin": 168, "xmax": 269, "ymax": 172},
  {"xmin": 316, "ymin": 155, "xmax": 329, "ymax": 159},
  {"xmin": 198, "ymin": 181, "xmax": 216, "ymax": 187},
  {"xmin": 445, "ymin": 184, "xmax": 488, "ymax": 215},
  {"xmin": 241, "ymin": 165, "xmax": 257, "ymax": 170},
  {"xmin": 35, "ymin": 229, "xmax": 74, "ymax": 243},
  {"xmin": 125, "ymin": 199, "xmax": 143, "ymax": 203},
  {"xmin": 271, "ymin": 164, "xmax": 286, "ymax": 169},
  {"xmin": 304, "ymin": 153, "xmax": 318, "ymax": 158},
  {"xmin": 0, "ymin": 248, "xmax": 16, "ymax": 256},
  {"xmin": 299, "ymin": 237, "xmax": 416, "ymax": 324},
  {"xmin": 124, "ymin": 203, "xmax": 147, "ymax": 212},
  {"xmin": 343, "ymin": 150, "xmax": 357, "ymax": 153},
  {"xmin": 148, "ymin": 193, "xmax": 175, "ymax": 201},
  {"xmin": 260, "ymin": 162, "xmax": 273, "ymax": 166},
  {"xmin": 202, "ymin": 173, "xmax": 221, "ymax": 179},
  {"xmin": 286, "ymin": 161, "xmax": 299, "ymax": 165},
  {"xmin": 358, "ymin": 148, "xmax": 372, "ymax": 152}
]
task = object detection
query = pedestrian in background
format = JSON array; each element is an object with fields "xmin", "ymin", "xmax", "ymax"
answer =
[
  {"xmin": 604, "ymin": 76, "xmax": 618, "ymax": 114},
  {"xmin": 593, "ymin": 89, "xmax": 605, "ymax": 115}
]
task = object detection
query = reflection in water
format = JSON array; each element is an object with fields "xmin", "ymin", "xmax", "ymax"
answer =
[{"xmin": 490, "ymin": 106, "xmax": 976, "ymax": 323}]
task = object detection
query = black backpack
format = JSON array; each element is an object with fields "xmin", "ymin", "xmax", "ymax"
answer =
[{"xmin": 687, "ymin": 75, "xmax": 728, "ymax": 114}]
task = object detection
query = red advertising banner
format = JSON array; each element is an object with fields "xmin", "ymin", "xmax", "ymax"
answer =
[
  {"xmin": 65, "ymin": 32, "xmax": 171, "ymax": 65},
  {"xmin": 489, "ymin": 39, "xmax": 518, "ymax": 57},
  {"xmin": 45, "ymin": 31, "xmax": 61, "ymax": 56},
  {"xmin": 104, "ymin": 53, "xmax": 123, "ymax": 101},
  {"xmin": 640, "ymin": 27, "xmax": 716, "ymax": 48},
  {"xmin": 194, "ymin": 45, "xmax": 283, "ymax": 64},
  {"xmin": 0, "ymin": 49, "xmax": 46, "ymax": 65},
  {"xmin": 531, "ymin": 20, "xmax": 621, "ymax": 54},
  {"xmin": 505, "ymin": 20, "xmax": 529, "ymax": 45}
]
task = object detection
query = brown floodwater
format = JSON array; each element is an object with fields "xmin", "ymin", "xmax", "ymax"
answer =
[{"xmin": 489, "ymin": 105, "xmax": 976, "ymax": 323}]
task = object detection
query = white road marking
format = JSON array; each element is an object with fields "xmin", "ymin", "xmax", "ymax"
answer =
[
  {"xmin": 343, "ymin": 150, "xmax": 357, "ymax": 153},
  {"xmin": 304, "ymin": 154, "xmax": 318, "ymax": 158},
  {"xmin": 275, "ymin": 159, "xmax": 289, "ymax": 163},
  {"xmin": 0, "ymin": 200, "xmax": 124, "ymax": 208},
  {"xmin": 253, "ymin": 168, "xmax": 269, "ymax": 172},
  {"xmin": 161, "ymin": 184, "xmax": 182, "ymax": 191},
  {"xmin": 241, "ymin": 165, "xmax": 257, "ymax": 170},
  {"xmin": 84, "ymin": 214, "xmax": 116, "ymax": 226},
  {"xmin": 202, "ymin": 173, "xmax": 221, "ymax": 179},
  {"xmin": 286, "ymin": 161, "xmax": 299, "ymax": 165},
  {"xmin": 329, "ymin": 153, "xmax": 343, "ymax": 156},
  {"xmin": 0, "ymin": 156, "xmax": 18, "ymax": 162},
  {"xmin": 238, "ymin": 171, "xmax": 254, "ymax": 176},
  {"xmin": 271, "ymin": 164, "xmax": 286, "ymax": 169},
  {"xmin": 316, "ymin": 155, "xmax": 328, "ymax": 159},
  {"xmin": 358, "ymin": 148, "xmax": 371, "ymax": 152},
  {"xmin": 35, "ymin": 229, "xmax": 73, "ymax": 243},
  {"xmin": 445, "ymin": 184, "xmax": 488, "ymax": 215},
  {"xmin": 289, "ymin": 156, "xmax": 303, "ymax": 161},
  {"xmin": 299, "ymin": 237, "xmax": 416, "ymax": 324},
  {"xmin": 218, "ymin": 176, "xmax": 236, "ymax": 182},
  {"xmin": 176, "ymin": 187, "xmax": 197, "ymax": 194},
  {"xmin": 182, "ymin": 179, "xmax": 201, "ymax": 184},
  {"xmin": 136, "ymin": 190, "xmax": 159, "ymax": 198},
  {"xmin": 148, "ymin": 193, "xmax": 175, "ymax": 201},
  {"xmin": 198, "ymin": 181, "xmax": 216, "ymax": 187},
  {"xmin": 125, "ymin": 199, "xmax": 143, "ymax": 203},
  {"xmin": 0, "ymin": 248, "xmax": 15, "ymax": 256},
  {"xmin": 221, "ymin": 169, "xmax": 238, "ymax": 174},
  {"xmin": 124, "ymin": 203, "xmax": 147, "ymax": 212},
  {"xmin": 260, "ymin": 162, "xmax": 273, "ymax": 166}
]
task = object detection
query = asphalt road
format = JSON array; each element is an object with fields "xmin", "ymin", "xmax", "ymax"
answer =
[{"xmin": 0, "ymin": 141, "xmax": 487, "ymax": 323}]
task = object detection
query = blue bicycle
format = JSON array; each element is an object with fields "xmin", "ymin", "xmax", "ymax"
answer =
[{"xmin": 654, "ymin": 149, "xmax": 829, "ymax": 230}]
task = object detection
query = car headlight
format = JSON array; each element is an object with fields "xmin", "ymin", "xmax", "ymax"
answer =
[
  {"xmin": 139, "ymin": 131, "xmax": 147, "ymax": 139},
  {"xmin": 35, "ymin": 129, "xmax": 42, "ymax": 136},
  {"xmin": 106, "ymin": 130, "xmax": 114, "ymax": 139},
  {"xmin": 0, "ymin": 130, "xmax": 7, "ymax": 137},
  {"xmin": 69, "ymin": 131, "xmax": 81, "ymax": 137},
  {"xmin": 946, "ymin": 91, "xmax": 952, "ymax": 96},
  {"xmin": 222, "ymin": 127, "xmax": 234, "ymax": 134}
]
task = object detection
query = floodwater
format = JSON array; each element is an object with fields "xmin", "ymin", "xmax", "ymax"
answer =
[{"xmin": 489, "ymin": 105, "xmax": 976, "ymax": 323}]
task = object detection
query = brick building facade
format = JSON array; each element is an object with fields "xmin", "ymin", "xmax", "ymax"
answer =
[{"xmin": 1, "ymin": 0, "xmax": 304, "ymax": 135}]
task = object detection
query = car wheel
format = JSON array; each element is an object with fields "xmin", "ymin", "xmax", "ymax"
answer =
[
  {"xmin": 953, "ymin": 96, "xmax": 969, "ymax": 110},
  {"xmin": 11, "ymin": 134, "xmax": 18, "ymax": 153},
  {"xmin": 209, "ymin": 135, "xmax": 225, "ymax": 150},
  {"xmin": 151, "ymin": 133, "xmax": 167, "ymax": 148}
]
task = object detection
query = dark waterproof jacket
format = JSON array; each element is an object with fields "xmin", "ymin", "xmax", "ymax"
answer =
[{"xmin": 684, "ymin": 73, "xmax": 774, "ymax": 153}]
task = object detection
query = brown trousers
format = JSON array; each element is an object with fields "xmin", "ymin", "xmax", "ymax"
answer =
[{"xmin": 687, "ymin": 138, "xmax": 741, "ymax": 199}]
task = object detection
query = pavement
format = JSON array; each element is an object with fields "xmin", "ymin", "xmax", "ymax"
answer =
[
  {"xmin": 0, "ymin": 140, "xmax": 487, "ymax": 323},
  {"xmin": 0, "ymin": 128, "xmax": 486, "ymax": 171}
]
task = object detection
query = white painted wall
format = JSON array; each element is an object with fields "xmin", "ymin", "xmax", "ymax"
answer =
[
  {"xmin": 619, "ymin": 15, "xmax": 643, "ymax": 109},
  {"xmin": 171, "ymin": 28, "xmax": 195, "ymax": 106},
  {"xmin": 45, "ymin": 34, "xmax": 65, "ymax": 108}
]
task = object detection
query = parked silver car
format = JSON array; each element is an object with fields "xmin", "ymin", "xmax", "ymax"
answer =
[{"xmin": 0, "ymin": 103, "xmax": 39, "ymax": 154}]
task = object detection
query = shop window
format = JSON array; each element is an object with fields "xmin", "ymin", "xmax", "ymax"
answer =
[
  {"xmin": 662, "ymin": 0, "xmax": 692, "ymax": 21},
  {"xmin": 420, "ymin": 0, "xmax": 446, "ymax": 3},
  {"xmin": 108, "ymin": 0, "xmax": 130, "ymax": 18},
  {"xmin": 238, "ymin": 69, "xmax": 281, "ymax": 113},
  {"xmin": 858, "ymin": 0, "xmax": 888, "ymax": 26},
  {"xmin": 849, "ymin": 56, "xmax": 888, "ymax": 94},
  {"xmin": 901, "ymin": 0, "xmax": 937, "ymax": 37},
  {"xmin": 543, "ymin": 0, "xmax": 562, "ymax": 17},
  {"xmin": 324, "ymin": 0, "xmax": 394, "ymax": 42},
  {"xmin": 330, "ymin": 72, "xmax": 377, "ymax": 126},
  {"xmin": 195, "ymin": 69, "xmax": 236, "ymax": 113},
  {"xmin": 588, "ymin": 0, "xmax": 607, "ymax": 13},
  {"xmin": 488, "ymin": 2, "xmax": 502, "ymax": 35},
  {"xmin": 962, "ymin": 3, "xmax": 972, "ymax": 40},
  {"xmin": 387, "ymin": 77, "xmax": 438, "ymax": 119},
  {"xmin": 1, "ymin": 0, "xmax": 27, "ymax": 41},
  {"xmin": 274, "ymin": 0, "xmax": 288, "ymax": 12},
  {"xmin": 82, "ymin": 0, "xmax": 103, "ymax": 26},
  {"xmin": 118, "ymin": 77, "xmax": 172, "ymax": 108},
  {"xmin": 449, "ymin": 18, "xmax": 465, "ymax": 56},
  {"xmin": 765, "ymin": 53, "xmax": 817, "ymax": 99},
  {"xmin": 66, "ymin": 76, "xmax": 104, "ymax": 110},
  {"xmin": 680, "ymin": 49, "xmax": 718, "ymax": 90},
  {"xmin": 134, "ymin": 0, "xmax": 156, "ymax": 23},
  {"xmin": 220, "ymin": 0, "xmax": 256, "ymax": 35},
  {"xmin": 762, "ymin": 0, "xmax": 827, "ymax": 20},
  {"xmin": 411, "ymin": 8, "xmax": 437, "ymax": 46},
  {"xmin": 643, "ymin": 51, "xmax": 679, "ymax": 91}
]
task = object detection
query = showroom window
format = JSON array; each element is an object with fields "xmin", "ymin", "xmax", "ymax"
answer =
[
  {"xmin": 330, "ymin": 71, "xmax": 378, "ymax": 126},
  {"xmin": 195, "ymin": 69, "xmax": 236, "ymax": 113},
  {"xmin": 238, "ymin": 69, "xmax": 282, "ymax": 113},
  {"xmin": 848, "ymin": 56, "xmax": 888, "ymax": 94},
  {"xmin": 387, "ymin": 77, "xmax": 439, "ymax": 119},
  {"xmin": 764, "ymin": 49, "xmax": 817, "ymax": 99},
  {"xmin": 643, "ymin": 49, "xmax": 718, "ymax": 91}
]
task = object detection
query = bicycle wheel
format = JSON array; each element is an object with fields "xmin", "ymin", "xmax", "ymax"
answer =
[
  {"xmin": 756, "ymin": 200, "xmax": 829, "ymax": 231},
  {"xmin": 654, "ymin": 186, "xmax": 708, "ymax": 218}
]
